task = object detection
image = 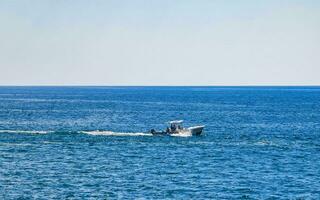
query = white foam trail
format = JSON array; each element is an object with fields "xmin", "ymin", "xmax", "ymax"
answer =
[
  {"xmin": 81, "ymin": 130, "xmax": 153, "ymax": 137},
  {"xmin": 0, "ymin": 130, "xmax": 51, "ymax": 134},
  {"xmin": 170, "ymin": 132, "xmax": 193, "ymax": 137},
  {"xmin": 0, "ymin": 129, "xmax": 194, "ymax": 137}
]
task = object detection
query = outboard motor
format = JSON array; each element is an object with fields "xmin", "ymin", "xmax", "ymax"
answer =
[{"xmin": 150, "ymin": 129, "xmax": 156, "ymax": 134}]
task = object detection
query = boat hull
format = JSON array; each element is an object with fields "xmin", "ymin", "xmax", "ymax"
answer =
[
  {"xmin": 150, "ymin": 125, "xmax": 205, "ymax": 136},
  {"xmin": 188, "ymin": 126, "xmax": 205, "ymax": 136}
]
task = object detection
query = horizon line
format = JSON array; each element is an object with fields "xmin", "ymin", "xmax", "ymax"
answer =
[{"xmin": 0, "ymin": 85, "xmax": 320, "ymax": 87}]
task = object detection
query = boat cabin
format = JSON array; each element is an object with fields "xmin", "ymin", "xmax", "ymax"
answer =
[{"xmin": 168, "ymin": 120, "xmax": 184, "ymax": 132}]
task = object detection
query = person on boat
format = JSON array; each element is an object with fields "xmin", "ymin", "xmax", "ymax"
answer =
[
  {"xmin": 166, "ymin": 127, "xmax": 170, "ymax": 133},
  {"xmin": 171, "ymin": 124, "xmax": 176, "ymax": 132}
]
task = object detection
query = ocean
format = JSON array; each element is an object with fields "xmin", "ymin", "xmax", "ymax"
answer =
[{"xmin": 0, "ymin": 86, "xmax": 319, "ymax": 199}]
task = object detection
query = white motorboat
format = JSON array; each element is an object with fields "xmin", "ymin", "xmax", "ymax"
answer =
[{"xmin": 150, "ymin": 120, "xmax": 205, "ymax": 136}]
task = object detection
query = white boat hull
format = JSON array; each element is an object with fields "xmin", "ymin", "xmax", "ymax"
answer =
[
  {"xmin": 188, "ymin": 126, "xmax": 205, "ymax": 135},
  {"xmin": 150, "ymin": 121, "xmax": 205, "ymax": 136}
]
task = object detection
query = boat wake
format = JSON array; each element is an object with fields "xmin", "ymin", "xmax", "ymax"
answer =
[
  {"xmin": 82, "ymin": 131, "xmax": 193, "ymax": 137},
  {"xmin": 81, "ymin": 130, "xmax": 153, "ymax": 137},
  {"xmin": 0, "ymin": 129, "xmax": 193, "ymax": 137},
  {"xmin": 170, "ymin": 132, "xmax": 193, "ymax": 137},
  {"xmin": 0, "ymin": 130, "xmax": 51, "ymax": 134}
]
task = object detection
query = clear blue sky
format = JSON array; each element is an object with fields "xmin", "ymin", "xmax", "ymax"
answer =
[{"xmin": 0, "ymin": 0, "xmax": 319, "ymax": 85}]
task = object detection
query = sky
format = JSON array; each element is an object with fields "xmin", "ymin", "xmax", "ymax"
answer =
[{"xmin": 0, "ymin": 0, "xmax": 319, "ymax": 86}]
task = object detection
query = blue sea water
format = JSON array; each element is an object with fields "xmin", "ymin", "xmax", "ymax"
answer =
[{"xmin": 0, "ymin": 86, "xmax": 319, "ymax": 199}]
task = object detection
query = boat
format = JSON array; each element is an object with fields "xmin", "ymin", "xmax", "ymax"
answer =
[{"xmin": 150, "ymin": 120, "xmax": 205, "ymax": 136}]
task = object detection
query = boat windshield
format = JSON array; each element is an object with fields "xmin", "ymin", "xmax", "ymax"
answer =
[{"xmin": 168, "ymin": 120, "xmax": 184, "ymax": 130}]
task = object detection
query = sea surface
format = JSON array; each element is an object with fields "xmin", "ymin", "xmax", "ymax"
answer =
[{"xmin": 0, "ymin": 86, "xmax": 319, "ymax": 199}]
